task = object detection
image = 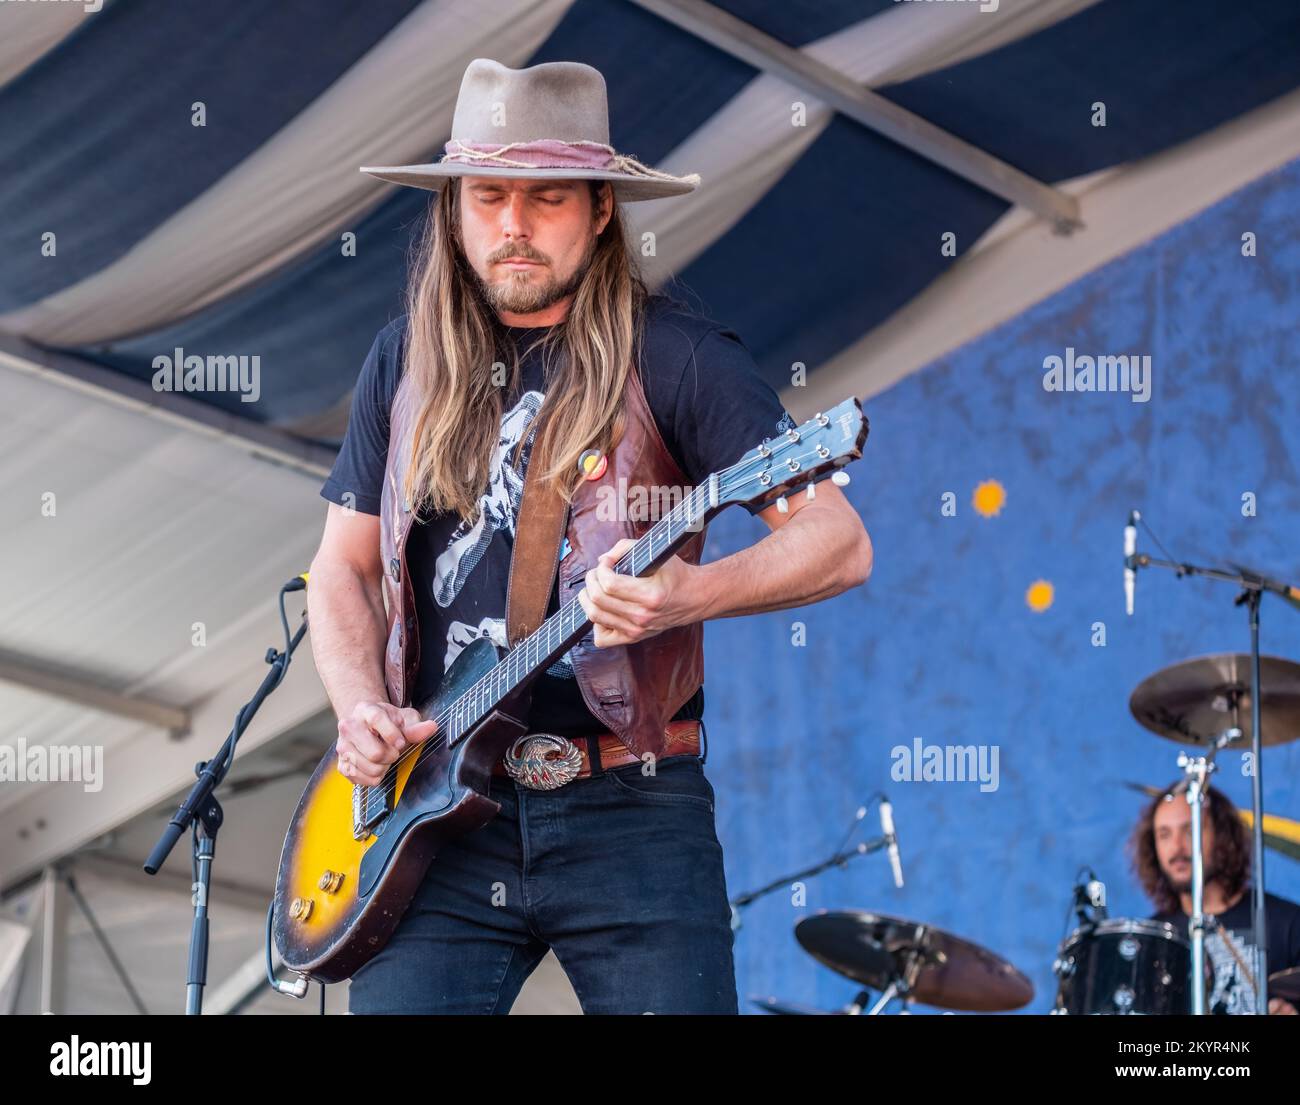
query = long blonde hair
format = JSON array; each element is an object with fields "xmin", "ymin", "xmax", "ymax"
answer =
[{"xmin": 400, "ymin": 180, "xmax": 648, "ymax": 523}]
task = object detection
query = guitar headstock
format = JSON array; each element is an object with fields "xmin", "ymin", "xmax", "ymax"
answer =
[{"xmin": 719, "ymin": 397, "xmax": 868, "ymax": 512}]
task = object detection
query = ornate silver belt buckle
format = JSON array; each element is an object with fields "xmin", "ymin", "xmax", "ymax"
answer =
[{"xmin": 503, "ymin": 733, "xmax": 584, "ymax": 790}]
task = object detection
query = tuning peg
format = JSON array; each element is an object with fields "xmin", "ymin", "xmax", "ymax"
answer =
[
  {"xmin": 776, "ymin": 495, "xmax": 789, "ymax": 513},
  {"xmin": 805, "ymin": 482, "xmax": 816, "ymax": 501},
  {"xmin": 831, "ymin": 471, "xmax": 850, "ymax": 487}
]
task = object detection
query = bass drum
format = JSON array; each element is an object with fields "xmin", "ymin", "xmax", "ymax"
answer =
[{"xmin": 1052, "ymin": 918, "xmax": 1189, "ymax": 1015}]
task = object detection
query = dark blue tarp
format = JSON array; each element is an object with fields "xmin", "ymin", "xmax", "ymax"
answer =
[{"xmin": 0, "ymin": 0, "xmax": 423, "ymax": 311}]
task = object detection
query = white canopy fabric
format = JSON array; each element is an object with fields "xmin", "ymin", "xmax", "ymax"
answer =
[
  {"xmin": 0, "ymin": 0, "xmax": 573, "ymax": 345},
  {"xmin": 0, "ymin": 0, "xmax": 1090, "ymax": 346}
]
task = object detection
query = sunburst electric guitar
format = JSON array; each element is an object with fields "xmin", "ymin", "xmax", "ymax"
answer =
[{"xmin": 273, "ymin": 398, "xmax": 869, "ymax": 982}]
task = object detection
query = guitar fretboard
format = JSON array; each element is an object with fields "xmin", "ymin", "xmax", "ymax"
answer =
[{"xmin": 441, "ymin": 472, "xmax": 719, "ymax": 745}]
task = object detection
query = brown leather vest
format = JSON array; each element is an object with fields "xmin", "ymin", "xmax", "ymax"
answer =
[{"xmin": 379, "ymin": 360, "xmax": 705, "ymax": 762}]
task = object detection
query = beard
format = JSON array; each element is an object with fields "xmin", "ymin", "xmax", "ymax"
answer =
[
  {"xmin": 1164, "ymin": 856, "xmax": 1216, "ymax": 894},
  {"xmin": 474, "ymin": 233, "xmax": 597, "ymax": 316}
]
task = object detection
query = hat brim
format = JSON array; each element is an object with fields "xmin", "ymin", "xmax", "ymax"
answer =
[{"xmin": 360, "ymin": 161, "xmax": 697, "ymax": 201}]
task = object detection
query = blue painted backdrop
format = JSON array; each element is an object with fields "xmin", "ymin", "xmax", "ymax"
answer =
[{"xmin": 701, "ymin": 155, "xmax": 1300, "ymax": 1014}]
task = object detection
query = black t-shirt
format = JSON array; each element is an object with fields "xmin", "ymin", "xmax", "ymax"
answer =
[
  {"xmin": 320, "ymin": 294, "xmax": 796, "ymax": 735},
  {"xmin": 1152, "ymin": 890, "xmax": 1300, "ymax": 1014}
]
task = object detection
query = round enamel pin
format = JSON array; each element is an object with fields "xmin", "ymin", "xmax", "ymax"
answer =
[{"xmin": 578, "ymin": 449, "xmax": 607, "ymax": 481}]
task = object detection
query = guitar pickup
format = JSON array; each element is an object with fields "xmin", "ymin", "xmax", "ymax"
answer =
[{"xmin": 352, "ymin": 783, "xmax": 389, "ymax": 841}]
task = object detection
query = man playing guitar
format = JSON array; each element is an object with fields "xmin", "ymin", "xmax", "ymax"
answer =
[{"xmin": 308, "ymin": 58, "xmax": 872, "ymax": 1014}]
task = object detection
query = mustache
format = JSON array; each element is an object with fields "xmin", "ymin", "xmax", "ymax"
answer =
[{"xmin": 490, "ymin": 244, "xmax": 549, "ymax": 264}]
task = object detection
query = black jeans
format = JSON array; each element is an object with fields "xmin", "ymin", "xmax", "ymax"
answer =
[{"xmin": 347, "ymin": 752, "xmax": 738, "ymax": 1014}]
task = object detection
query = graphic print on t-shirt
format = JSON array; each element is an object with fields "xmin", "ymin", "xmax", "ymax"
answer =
[
  {"xmin": 438, "ymin": 389, "xmax": 542, "ymax": 669},
  {"xmin": 435, "ymin": 390, "xmax": 542, "ymax": 610},
  {"xmin": 435, "ymin": 389, "xmax": 579, "ymax": 682},
  {"xmin": 1205, "ymin": 926, "xmax": 1264, "ymax": 1015},
  {"xmin": 1153, "ymin": 891, "xmax": 1300, "ymax": 1015}
]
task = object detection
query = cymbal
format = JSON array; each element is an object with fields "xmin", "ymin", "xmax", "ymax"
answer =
[
  {"xmin": 1269, "ymin": 968, "xmax": 1300, "ymax": 1003},
  {"xmin": 1129, "ymin": 653, "xmax": 1300, "ymax": 747},
  {"xmin": 749, "ymin": 996, "xmax": 847, "ymax": 1015},
  {"xmin": 794, "ymin": 910, "xmax": 1034, "ymax": 1012}
]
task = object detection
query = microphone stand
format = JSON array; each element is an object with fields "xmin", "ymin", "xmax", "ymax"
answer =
[
  {"xmin": 1125, "ymin": 548, "xmax": 1292, "ymax": 1015},
  {"xmin": 1175, "ymin": 730, "xmax": 1236, "ymax": 1015},
  {"xmin": 143, "ymin": 580, "xmax": 308, "ymax": 1015},
  {"xmin": 729, "ymin": 838, "xmax": 893, "ymax": 922},
  {"xmin": 729, "ymin": 798, "xmax": 896, "ymax": 931}
]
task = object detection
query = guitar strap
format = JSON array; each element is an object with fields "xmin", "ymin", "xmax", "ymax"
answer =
[{"xmin": 504, "ymin": 416, "xmax": 570, "ymax": 647}]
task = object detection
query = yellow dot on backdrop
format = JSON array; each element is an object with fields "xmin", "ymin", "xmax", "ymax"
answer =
[
  {"xmin": 1026, "ymin": 580, "xmax": 1055, "ymax": 612},
  {"xmin": 972, "ymin": 479, "xmax": 1006, "ymax": 518}
]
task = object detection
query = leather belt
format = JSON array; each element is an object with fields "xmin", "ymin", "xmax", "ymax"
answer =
[{"xmin": 492, "ymin": 719, "xmax": 701, "ymax": 790}]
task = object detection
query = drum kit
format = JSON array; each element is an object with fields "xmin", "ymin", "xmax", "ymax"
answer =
[
  {"xmin": 1050, "ymin": 651, "xmax": 1300, "ymax": 1015},
  {"xmin": 749, "ymin": 652, "xmax": 1300, "ymax": 1016},
  {"xmin": 748, "ymin": 528, "xmax": 1300, "ymax": 1014}
]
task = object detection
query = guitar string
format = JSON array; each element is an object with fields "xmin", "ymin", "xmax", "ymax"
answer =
[{"xmin": 353, "ymin": 431, "xmax": 831, "ymax": 813}]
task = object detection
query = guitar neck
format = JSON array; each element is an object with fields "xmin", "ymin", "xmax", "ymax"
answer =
[{"xmin": 442, "ymin": 473, "xmax": 724, "ymax": 745}]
